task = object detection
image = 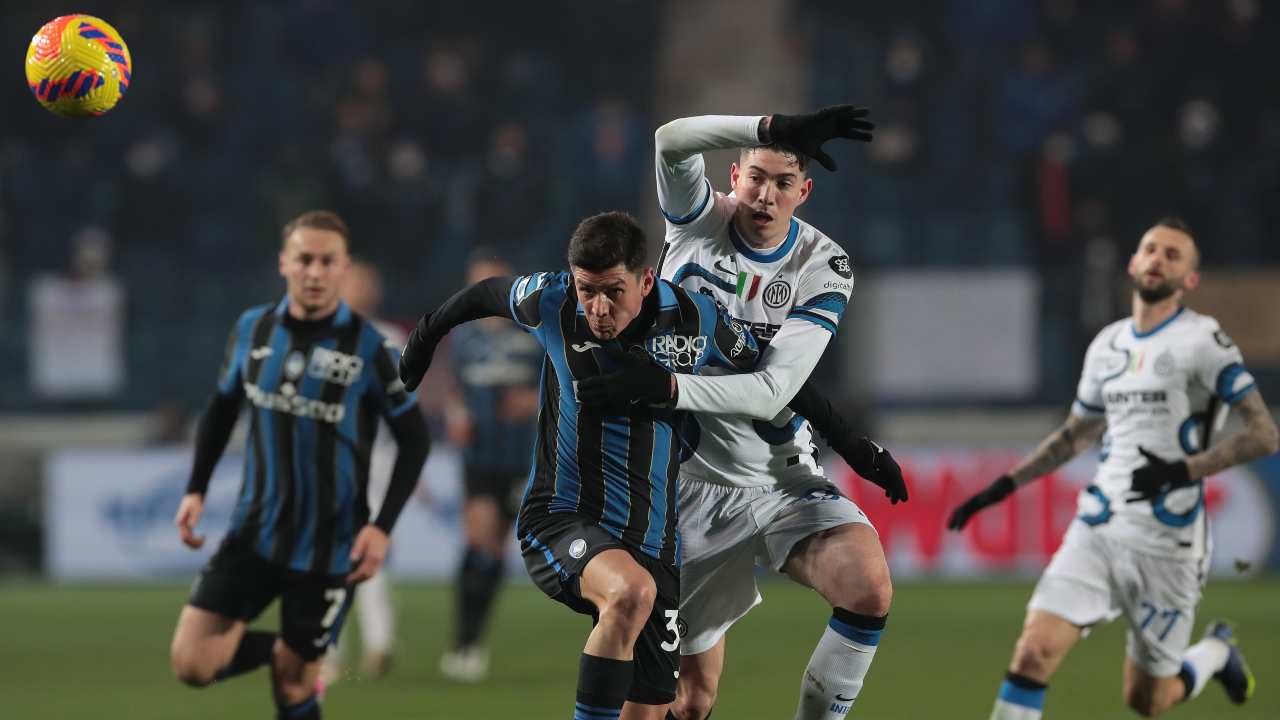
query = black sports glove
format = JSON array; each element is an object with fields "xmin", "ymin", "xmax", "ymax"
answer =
[
  {"xmin": 947, "ymin": 475, "xmax": 1017, "ymax": 530},
  {"xmin": 841, "ymin": 437, "xmax": 908, "ymax": 504},
  {"xmin": 768, "ymin": 105, "xmax": 874, "ymax": 171},
  {"xmin": 398, "ymin": 312, "xmax": 440, "ymax": 392},
  {"xmin": 577, "ymin": 348, "xmax": 674, "ymax": 411},
  {"xmin": 1127, "ymin": 446, "xmax": 1194, "ymax": 503}
]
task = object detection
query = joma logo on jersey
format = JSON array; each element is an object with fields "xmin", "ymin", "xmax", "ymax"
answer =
[
  {"xmin": 308, "ymin": 347, "xmax": 364, "ymax": 386},
  {"xmin": 649, "ymin": 334, "xmax": 707, "ymax": 368}
]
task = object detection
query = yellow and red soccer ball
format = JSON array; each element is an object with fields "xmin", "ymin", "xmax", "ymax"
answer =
[{"xmin": 25, "ymin": 14, "xmax": 132, "ymax": 117}]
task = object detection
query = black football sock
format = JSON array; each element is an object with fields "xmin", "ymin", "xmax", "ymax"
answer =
[
  {"xmin": 276, "ymin": 695, "xmax": 321, "ymax": 720},
  {"xmin": 216, "ymin": 630, "xmax": 276, "ymax": 681},
  {"xmin": 455, "ymin": 546, "xmax": 504, "ymax": 648},
  {"xmin": 575, "ymin": 654, "xmax": 632, "ymax": 719}
]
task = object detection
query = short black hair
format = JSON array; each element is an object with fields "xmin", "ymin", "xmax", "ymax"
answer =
[
  {"xmin": 567, "ymin": 211, "xmax": 648, "ymax": 273},
  {"xmin": 740, "ymin": 143, "xmax": 811, "ymax": 173},
  {"xmin": 1153, "ymin": 215, "xmax": 1193, "ymax": 238}
]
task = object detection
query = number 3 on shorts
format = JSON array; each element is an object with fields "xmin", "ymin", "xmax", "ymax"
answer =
[{"xmin": 660, "ymin": 609, "xmax": 680, "ymax": 652}]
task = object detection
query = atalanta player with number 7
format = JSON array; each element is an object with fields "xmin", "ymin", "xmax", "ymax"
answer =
[{"xmin": 168, "ymin": 211, "xmax": 429, "ymax": 720}]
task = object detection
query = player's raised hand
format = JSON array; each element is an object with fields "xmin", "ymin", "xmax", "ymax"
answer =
[
  {"xmin": 346, "ymin": 524, "xmax": 390, "ymax": 584},
  {"xmin": 175, "ymin": 493, "xmax": 206, "ymax": 549},
  {"xmin": 577, "ymin": 347, "xmax": 674, "ymax": 411},
  {"xmin": 946, "ymin": 475, "xmax": 1017, "ymax": 530},
  {"xmin": 769, "ymin": 105, "xmax": 874, "ymax": 172},
  {"xmin": 1127, "ymin": 446, "xmax": 1193, "ymax": 503},
  {"xmin": 398, "ymin": 311, "xmax": 440, "ymax": 392},
  {"xmin": 842, "ymin": 438, "xmax": 909, "ymax": 504}
]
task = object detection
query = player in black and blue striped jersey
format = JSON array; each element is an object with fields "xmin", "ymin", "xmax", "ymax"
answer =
[
  {"xmin": 168, "ymin": 211, "xmax": 430, "ymax": 720},
  {"xmin": 399, "ymin": 212, "xmax": 759, "ymax": 720},
  {"xmin": 439, "ymin": 251, "xmax": 544, "ymax": 682}
]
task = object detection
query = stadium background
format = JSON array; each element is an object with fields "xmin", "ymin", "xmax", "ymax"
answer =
[{"xmin": 1, "ymin": 1, "xmax": 1277, "ymax": 718}]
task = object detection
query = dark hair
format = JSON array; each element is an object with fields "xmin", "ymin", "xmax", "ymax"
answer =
[
  {"xmin": 1153, "ymin": 215, "xmax": 1193, "ymax": 239},
  {"xmin": 740, "ymin": 143, "xmax": 811, "ymax": 173},
  {"xmin": 282, "ymin": 210, "xmax": 350, "ymax": 249},
  {"xmin": 567, "ymin": 211, "xmax": 648, "ymax": 273}
]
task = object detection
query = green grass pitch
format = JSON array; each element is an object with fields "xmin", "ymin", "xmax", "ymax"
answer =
[{"xmin": 2, "ymin": 579, "xmax": 1276, "ymax": 718}]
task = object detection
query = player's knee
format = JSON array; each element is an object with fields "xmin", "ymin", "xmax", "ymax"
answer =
[
  {"xmin": 1009, "ymin": 632, "xmax": 1057, "ymax": 680},
  {"xmin": 851, "ymin": 573, "xmax": 893, "ymax": 617},
  {"xmin": 599, "ymin": 576, "xmax": 656, "ymax": 631},
  {"xmin": 170, "ymin": 649, "xmax": 217, "ymax": 687},
  {"xmin": 829, "ymin": 564, "xmax": 892, "ymax": 617}
]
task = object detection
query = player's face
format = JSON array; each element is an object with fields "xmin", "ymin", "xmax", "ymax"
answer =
[
  {"xmin": 571, "ymin": 264, "xmax": 655, "ymax": 340},
  {"xmin": 280, "ymin": 227, "xmax": 350, "ymax": 319},
  {"xmin": 1127, "ymin": 226, "xmax": 1200, "ymax": 304},
  {"xmin": 730, "ymin": 149, "xmax": 812, "ymax": 242}
]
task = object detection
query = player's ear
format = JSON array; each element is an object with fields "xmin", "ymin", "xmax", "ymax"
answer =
[
  {"xmin": 729, "ymin": 162, "xmax": 741, "ymax": 188},
  {"xmin": 1126, "ymin": 252, "xmax": 1139, "ymax": 277},
  {"xmin": 1183, "ymin": 269, "xmax": 1201, "ymax": 292},
  {"xmin": 278, "ymin": 251, "xmax": 288, "ymax": 278},
  {"xmin": 796, "ymin": 177, "xmax": 814, "ymax": 206},
  {"xmin": 639, "ymin": 267, "xmax": 655, "ymax": 296}
]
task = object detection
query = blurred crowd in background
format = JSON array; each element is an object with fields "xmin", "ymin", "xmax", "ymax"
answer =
[{"xmin": 1, "ymin": 0, "xmax": 1277, "ymax": 413}]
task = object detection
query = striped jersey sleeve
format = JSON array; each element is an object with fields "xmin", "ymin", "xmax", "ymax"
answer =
[
  {"xmin": 1193, "ymin": 322, "xmax": 1255, "ymax": 405},
  {"xmin": 508, "ymin": 271, "xmax": 560, "ymax": 334},
  {"xmin": 217, "ymin": 305, "xmax": 269, "ymax": 396},
  {"xmin": 786, "ymin": 248, "xmax": 854, "ymax": 335}
]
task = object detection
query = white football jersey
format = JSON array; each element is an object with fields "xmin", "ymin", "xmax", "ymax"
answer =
[
  {"xmin": 1071, "ymin": 307, "xmax": 1255, "ymax": 559},
  {"xmin": 654, "ymin": 115, "xmax": 854, "ymax": 487}
]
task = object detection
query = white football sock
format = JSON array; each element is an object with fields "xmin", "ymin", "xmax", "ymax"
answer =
[
  {"xmin": 1181, "ymin": 637, "xmax": 1229, "ymax": 700},
  {"xmin": 795, "ymin": 612, "xmax": 883, "ymax": 719}
]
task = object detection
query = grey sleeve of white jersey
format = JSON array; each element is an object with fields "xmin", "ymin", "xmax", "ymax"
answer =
[{"xmin": 654, "ymin": 115, "xmax": 763, "ymax": 228}]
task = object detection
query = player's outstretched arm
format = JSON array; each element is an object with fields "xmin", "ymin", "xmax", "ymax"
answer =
[
  {"xmin": 654, "ymin": 115, "xmax": 759, "ymax": 227},
  {"xmin": 947, "ymin": 412, "xmax": 1105, "ymax": 530},
  {"xmin": 399, "ymin": 276, "xmax": 517, "ymax": 391},
  {"xmin": 1187, "ymin": 389, "xmax": 1279, "ymax": 479},
  {"xmin": 788, "ymin": 380, "xmax": 907, "ymax": 503}
]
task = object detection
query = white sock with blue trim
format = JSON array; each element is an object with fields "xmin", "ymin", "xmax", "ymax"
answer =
[
  {"xmin": 795, "ymin": 609, "xmax": 885, "ymax": 719},
  {"xmin": 1179, "ymin": 637, "xmax": 1229, "ymax": 700},
  {"xmin": 991, "ymin": 672, "xmax": 1045, "ymax": 720}
]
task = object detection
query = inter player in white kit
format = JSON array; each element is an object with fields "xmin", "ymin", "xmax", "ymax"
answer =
[
  {"xmin": 948, "ymin": 218, "xmax": 1279, "ymax": 719},
  {"xmin": 581, "ymin": 107, "xmax": 907, "ymax": 720}
]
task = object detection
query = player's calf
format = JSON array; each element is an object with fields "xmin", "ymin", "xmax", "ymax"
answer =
[
  {"xmin": 991, "ymin": 611, "xmax": 1081, "ymax": 719},
  {"xmin": 170, "ymin": 605, "xmax": 250, "ymax": 687},
  {"xmin": 271, "ymin": 642, "xmax": 323, "ymax": 719},
  {"xmin": 670, "ymin": 643, "xmax": 724, "ymax": 720}
]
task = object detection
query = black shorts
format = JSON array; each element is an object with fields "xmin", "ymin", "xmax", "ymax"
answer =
[
  {"xmin": 520, "ymin": 514, "xmax": 680, "ymax": 705},
  {"xmin": 188, "ymin": 536, "xmax": 354, "ymax": 661},
  {"xmin": 464, "ymin": 466, "xmax": 525, "ymax": 516}
]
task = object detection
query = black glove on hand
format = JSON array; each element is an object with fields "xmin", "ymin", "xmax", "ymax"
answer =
[
  {"xmin": 398, "ymin": 312, "xmax": 440, "ymax": 392},
  {"xmin": 947, "ymin": 475, "xmax": 1017, "ymax": 530},
  {"xmin": 768, "ymin": 105, "xmax": 874, "ymax": 171},
  {"xmin": 1127, "ymin": 446, "xmax": 1194, "ymax": 503},
  {"xmin": 577, "ymin": 348, "xmax": 674, "ymax": 410},
  {"xmin": 839, "ymin": 437, "xmax": 908, "ymax": 504}
]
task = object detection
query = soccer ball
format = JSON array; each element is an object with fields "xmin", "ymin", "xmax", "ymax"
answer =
[{"xmin": 25, "ymin": 14, "xmax": 132, "ymax": 118}]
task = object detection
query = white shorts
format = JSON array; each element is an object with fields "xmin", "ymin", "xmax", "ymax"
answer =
[
  {"xmin": 1028, "ymin": 521, "xmax": 1207, "ymax": 677},
  {"xmin": 677, "ymin": 475, "xmax": 873, "ymax": 656}
]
